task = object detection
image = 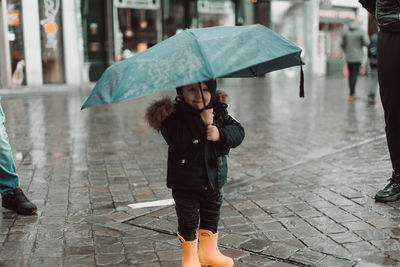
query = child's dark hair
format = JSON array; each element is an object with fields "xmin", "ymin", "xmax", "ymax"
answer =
[
  {"xmin": 175, "ymin": 80, "xmax": 217, "ymax": 97},
  {"xmin": 176, "ymin": 86, "xmax": 183, "ymax": 95}
]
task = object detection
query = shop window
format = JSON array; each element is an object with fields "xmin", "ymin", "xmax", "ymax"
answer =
[
  {"xmin": 38, "ymin": 0, "xmax": 65, "ymax": 83},
  {"xmin": 7, "ymin": 0, "xmax": 26, "ymax": 86},
  {"xmin": 320, "ymin": 22, "xmax": 343, "ymax": 60},
  {"xmin": 162, "ymin": 0, "xmax": 196, "ymax": 38},
  {"xmin": 116, "ymin": 8, "xmax": 158, "ymax": 60},
  {"xmin": 197, "ymin": 0, "xmax": 235, "ymax": 27}
]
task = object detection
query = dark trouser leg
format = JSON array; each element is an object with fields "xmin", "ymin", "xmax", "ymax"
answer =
[
  {"xmin": 378, "ymin": 32, "xmax": 400, "ymax": 172},
  {"xmin": 199, "ymin": 189, "xmax": 223, "ymax": 233},
  {"xmin": 172, "ymin": 189, "xmax": 200, "ymax": 241},
  {"xmin": 348, "ymin": 63, "xmax": 361, "ymax": 96}
]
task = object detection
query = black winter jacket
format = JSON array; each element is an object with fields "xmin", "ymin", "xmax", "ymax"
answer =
[
  {"xmin": 359, "ymin": 0, "xmax": 400, "ymax": 32},
  {"xmin": 145, "ymin": 97, "xmax": 245, "ymax": 192}
]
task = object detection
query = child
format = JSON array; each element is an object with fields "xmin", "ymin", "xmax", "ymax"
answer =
[{"xmin": 145, "ymin": 80, "xmax": 244, "ymax": 267}]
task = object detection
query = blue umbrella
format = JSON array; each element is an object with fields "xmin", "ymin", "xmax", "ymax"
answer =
[{"xmin": 81, "ymin": 24, "xmax": 304, "ymax": 109}]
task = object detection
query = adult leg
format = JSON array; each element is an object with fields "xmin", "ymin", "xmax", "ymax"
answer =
[
  {"xmin": 348, "ymin": 63, "xmax": 361, "ymax": 97},
  {"xmin": 375, "ymin": 32, "xmax": 400, "ymax": 202},
  {"xmin": 378, "ymin": 32, "xmax": 400, "ymax": 172},
  {"xmin": 0, "ymin": 101, "xmax": 37, "ymax": 214},
  {"xmin": 0, "ymin": 102, "xmax": 20, "ymax": 194}
]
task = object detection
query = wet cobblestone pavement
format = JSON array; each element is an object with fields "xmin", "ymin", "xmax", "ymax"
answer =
[{"xmin": 0, "ymin": 73, "xmax": 399, "ymax": 266}]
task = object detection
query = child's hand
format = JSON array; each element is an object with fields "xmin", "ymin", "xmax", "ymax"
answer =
[
  {"xmin": 200, "ymin": 108, "xmax": 214, "ymax": 125},
  {"xmin": 206, "ymin": 125, "xmax": 220, "ymax": 141}
]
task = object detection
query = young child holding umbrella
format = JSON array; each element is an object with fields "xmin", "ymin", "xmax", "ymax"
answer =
[{"xmin": 145, "ymin": 80, "xmax": 244, "ymax": 267}]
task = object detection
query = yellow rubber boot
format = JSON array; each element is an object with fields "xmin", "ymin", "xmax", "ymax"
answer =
[
  {"xmin": 178, "ymin": 234, "xmax": 201, "ymax": 267},
  {"xmin": 198, "ymin": 229, "xmax": 234, "ymax": 267}
]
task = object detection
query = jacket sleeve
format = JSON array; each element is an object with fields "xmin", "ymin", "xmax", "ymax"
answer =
[
  {"xmin": 160, "ymin": 113, "xmax": 206, "ymax": 150},
  {"xmin": 215, "ymin": 111, "xmax": 245, "ymax": 149},
  {"xmin": 358, "ymin": 0, "xmax": 376, "ymax": 15}
]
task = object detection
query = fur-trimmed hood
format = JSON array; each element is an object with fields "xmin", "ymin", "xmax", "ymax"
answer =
[
  {"xmin": 145, "ymin": 90, "xmax": 228, "ymax": 131},
  {"xmin": 145, "ymin": 97, "xmax": 175, "ymax": 131}
]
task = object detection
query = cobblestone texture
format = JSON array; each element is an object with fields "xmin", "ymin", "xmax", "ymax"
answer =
[{"xmin": 0, "ymin": 73, "xmax": 398, "ymax": 266}]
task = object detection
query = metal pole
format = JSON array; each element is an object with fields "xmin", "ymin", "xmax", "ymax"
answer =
[{"xmin": 0, "ymin": 0, "xmax": 12, "ymax": 87}]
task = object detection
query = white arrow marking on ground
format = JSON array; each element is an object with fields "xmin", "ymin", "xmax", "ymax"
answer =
[{"xmin": 128, "ymin": 199, "xmax": 175, "ymax": 209}]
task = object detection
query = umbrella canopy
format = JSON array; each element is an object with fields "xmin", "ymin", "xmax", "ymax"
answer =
[{"xmin": 81, "ymin": 24, "xmax": 304, "ymax": 109}]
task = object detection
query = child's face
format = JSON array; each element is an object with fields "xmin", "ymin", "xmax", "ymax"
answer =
[{"xmin": 181, "ymin": 82, "xmax": 211, "ymax": 110}]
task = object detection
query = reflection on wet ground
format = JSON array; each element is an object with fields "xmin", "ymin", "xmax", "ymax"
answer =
[{"xmin": 0, "ymin": 74, "xmax": 397, "ymax": 266}]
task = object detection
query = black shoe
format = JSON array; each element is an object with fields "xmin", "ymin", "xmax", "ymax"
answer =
[
  {"xmin": 2, "ymin": 188, "xmax": 37, "ymax": 215},
  {"xmin": 375, "ymin": 172, "xmax": 400, "ymax": 202}
]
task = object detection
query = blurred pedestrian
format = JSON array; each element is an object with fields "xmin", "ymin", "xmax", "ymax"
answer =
[
  {"xmin": 0, "ymin": 98, "xmax": 37, "ymax": 215},
  {"xmin": 359, "ymin": 0, "xmax": 400, "ymax": 202},
  {"xmin": 145, "ymin": 80, "xmax": 244, "ymax": 267},
  {"xmin": 367, "ymin": 33, "xmax": 379, "ymax": 104},
  {"xmin": 341, "ymin": 19, "xmax": 370, "ymax": 101}
]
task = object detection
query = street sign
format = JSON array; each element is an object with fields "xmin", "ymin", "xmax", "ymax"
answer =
[{"xmin": 114, "ymin": 0, "xmax": 160, "ymax": 10}]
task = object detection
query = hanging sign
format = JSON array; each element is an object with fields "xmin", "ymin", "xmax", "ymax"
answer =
[
  {"xmin": 114, "ymin": 0, "xmax": 160, "ymax": 10},
  {"xmin": 198, "ymin": 0, "xmax": 233, "ymax": 14}
]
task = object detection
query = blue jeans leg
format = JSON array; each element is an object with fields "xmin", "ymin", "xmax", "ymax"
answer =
[{"xmin": 0, "ymin": 99, "xmax": 19, "ymax": 195}]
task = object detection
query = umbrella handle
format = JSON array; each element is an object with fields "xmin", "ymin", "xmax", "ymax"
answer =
[{"xmin": 198, "ymin": 82, "xmax": 206, "ymax": 108}]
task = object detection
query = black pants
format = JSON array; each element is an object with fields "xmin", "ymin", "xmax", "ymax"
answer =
[
  {"xmin": 347, "ymin": 62, "xmax": 361, "ymax": 96},
  {"xmin": 378, "ymin": 31, "xmax": 400, "ymax": 172},
  {"xmin": 172, "ymin": 188, "xmax": 223, "ymax": 241}
]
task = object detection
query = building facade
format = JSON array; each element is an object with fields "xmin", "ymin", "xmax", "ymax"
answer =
[
  {"xmin": 0, "ymin": 0, "xmax": 81, "ymax": 87},
  {"xmin": 0, "ymin": 0, "xmax": 370, "ymax": 88},
  {"xmin": 82, "ymin": 0, "xmax": 248, "ymax": 81}
]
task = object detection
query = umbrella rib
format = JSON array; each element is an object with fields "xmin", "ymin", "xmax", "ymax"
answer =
[{"xmin": 187, "ymin": 31, "xmax": 215, "ymax": 78}]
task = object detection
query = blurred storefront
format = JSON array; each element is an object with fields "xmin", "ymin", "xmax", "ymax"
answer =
[
  {"xmin": 5, "ymin": 0, "xmax": 25, "ymax": 85},
  {"xmin": 81, "ymin": 0, "xmax": 112, "ymax": 81},
  {"xmin": 162, "ymin": 0, "xmax": 240, "ymax": 39},
  {"xmin": 113, "ymin": 0, "xmax": 162, "ymax": 62},
  {"xmin": 318, "ymin": 2, "xmax": 357, "ymax": 76},
  {"xmin": 82, "ymin": 0, "xmax": 244, "ymax": 82},
  {"xmin": 113, "ymin": 0, "xmax": 238, "ymax": 58},
  {"xmin": 0, "ymin": 0, "xmax": 251, "ymax": 86},
  {"xmin": 197, "ymin": 0, "xmax": 236, "ymax": 27},
  {"xmin": 265, "ymin": 0, "xmax": 368, "ymax": 76},
  {"xmin": 262, "ymin": 0, "xmax": 313, "ymax": 76},
  {"xmin": 0, "ymin": 0, "xmax": 81, "ymax": 87},
  {"xmin": 39, "ymin": 0, "xmax": 65, "ymax": 83}
]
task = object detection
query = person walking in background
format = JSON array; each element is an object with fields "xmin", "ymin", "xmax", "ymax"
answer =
[
  {"xmin": 367, "ymin": 33, "xmax": 379, "ymax": 105},
  {"xmin": 341, "ymin": 18, "xmax": 370, "ymax": 101},
  {"xmin": 359, "ymin": 0, "xmax": 400, "ymax": 202},
  {"xmin": 0, "ymin": 98, "xmax": 37, "ymax": 215}
]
